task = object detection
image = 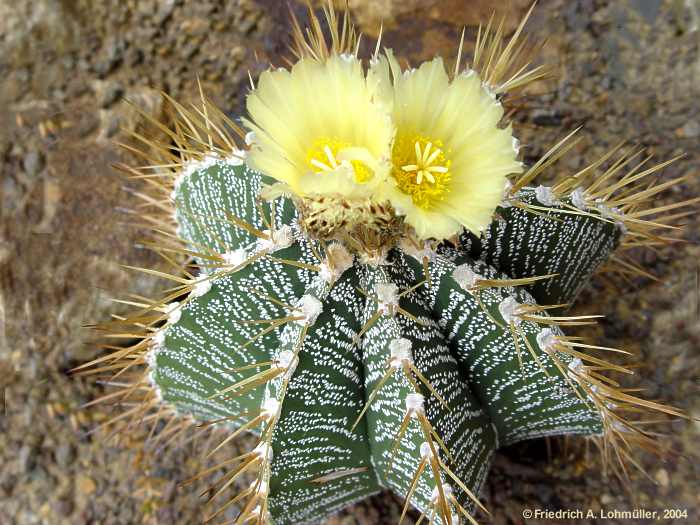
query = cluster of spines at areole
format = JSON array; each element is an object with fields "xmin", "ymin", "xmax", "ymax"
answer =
[{"xmin": 74, "ymin": 3, "xmax": 696, "ymax": 525}]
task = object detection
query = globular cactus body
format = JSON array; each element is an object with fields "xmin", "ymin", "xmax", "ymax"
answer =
[{"xmin": 148, "ymin": 158, "xmax": 618, "ymax": 523}]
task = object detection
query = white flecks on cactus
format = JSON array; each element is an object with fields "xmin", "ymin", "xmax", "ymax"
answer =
[
  {"xmin": 615, "ymin": 218, "xmax": 628, "ymax": 235},
  {"xmin": 261, "ymin": 398, "xmax": 280, "ymax": 419},
  {"xmin": 377, "ymin": 282, "xmax": 399, "ymax": 316},
  {"xmin": 588, "ymin": 384, "xmax": 603, "ymax": 404},
  {"xmin": 594, "ymin": 199, "xmax": 612, "ymax": 217},
  {"xmin": 251, "ymin": 479, "xmax": 269, "ymax": 495},
  {"xmin": 452, "ymin": 264, "xmax": 481, "ymax": 291},
  {"xmin": 257, "ymin": 225, "xmax": 295, "ymax": 253},
  {"xmin": 536, "ymin": 328, "xmax": 558, "ymax": 354},
  {"xmin": 535, "ymin": 185, "xmax": 560, "ymax": 207},
  {"xmin": 431, "ymin": 483, "xmax": 454, "ymax": 503},
  {"xmin": 253, "ymin": 442, "xmax": 274, "ymax": 462},
  {"xmin": 419, "ymin": 441, "xmax": 434, "ymax": 459},
  {"xmin": 498, "ymin": 296, "xmax": 523, "ymax": 326},
  {"xmin": 275, "ymin": 225, "xmax": 296, "ymax": 249},
  {"xmin": 251, "ymin": 506, "xmax": 272, "ymax": 522},
  {"xmin": 405, "ymin": 392, "xmax": 425, "ymax": 417},
  {"xmin": 148, "ymin": 378, "xmax": 163, "ymax": 402},
  {"xmin": 275, "ymin": 350, "xmax": 299, "ymax": 377},
  {"xmin": 147, "ymin": 369, "xmax": 163, "ymax": 402},
  {"xmin": 570, "ymin": 186, "xmax": 588, "ymax": 210},
  {"xmin": 145, "ymin": 346, "xmax": 159, "ymax": 368},
  {"xmin": 567, "ymin": 357, "xmax": 584, "ymax": 378},
  {"xmin": 221, "ymin": 247, "xmax": 248, "ymax": 267},
  {"xmin": 152, "ymin": 328, "xmax": 165, "ymax": 347},
  {"xmin": 296, "ymin": 294, "xmax": 323, "ymax": 326},
  {"xmin": 389, "ymin": 337, "xmax": 413, "ymax": 367},
  {"xmin": 594, "ymin": 200, "xmax": 628, "ymax": 233},
  {"xmin": 190, "ymin": 278, "xmax": 212, "ymax": 298},
  {"xmin": 171, "ymin": 155, "xmax": 221, "ymax": 200},
  {"xmin": 165, "ymin": 301, "xmax": 181, "ymax": 324},
  {"xmin": 318, "ymin": 264, "xmax": 334, "ymax": 284},
  {"xmin": 227, "ymin": 149, "xmax": 247, "ymax": 166},
  {"xmin": 319, "ymin": 243, "xmax": 354, "ymax": 283}
]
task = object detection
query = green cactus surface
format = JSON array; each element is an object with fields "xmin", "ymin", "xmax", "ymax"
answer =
[{"xmin": 144, "ymin": 158, "xmax": 622, "ymax": 524}]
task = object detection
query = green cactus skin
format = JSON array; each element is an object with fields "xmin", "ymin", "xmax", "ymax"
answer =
[
  {"xmin": 462, "ymin": 188, "xmax": 621, "ymax": 308},
  {"xmin": 144, "ymin": 157, "xmax": 623, "ymax": 524}
]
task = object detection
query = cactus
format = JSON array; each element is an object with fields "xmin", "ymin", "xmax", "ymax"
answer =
[{"xmin": 81, "ymin": 4, "xmax": 694, "ymax": 525}]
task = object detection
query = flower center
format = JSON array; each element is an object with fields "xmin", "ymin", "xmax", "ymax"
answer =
[
  {"xmin": 391, "ymin": 134, "xmax": 451, "ymax": 210},
  {"xmin": 306, "ymin": 138, "xmax": 373, "ymax": 184}
]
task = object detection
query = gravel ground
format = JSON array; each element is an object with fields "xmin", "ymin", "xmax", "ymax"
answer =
[{"xmin": 1, "ymin": 1, "xmax": 698, "ymax": 524}]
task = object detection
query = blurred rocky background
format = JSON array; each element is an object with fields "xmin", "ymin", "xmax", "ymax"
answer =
[{"xmin": 1, "ymin": 0, "xmax": 698, "ymax": 523}]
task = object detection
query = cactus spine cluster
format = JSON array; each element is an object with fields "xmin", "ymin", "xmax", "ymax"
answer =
[{"xmin": 80, "ymin": 5, "xmax": 693, "ymax": 525}]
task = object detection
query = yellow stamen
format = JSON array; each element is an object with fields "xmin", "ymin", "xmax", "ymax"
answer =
[
  {"xmin": 306, "ymin": 137, "xmax": 373, "ymax": 183},
  {"xmin": 392, "ymin": 134, "xmax": 451, "ymax": 209}
]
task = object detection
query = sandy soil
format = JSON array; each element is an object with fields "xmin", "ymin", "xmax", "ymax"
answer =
[{"xmin": 1, "ymin": 1, "xmax": 698, "ymax": 524}]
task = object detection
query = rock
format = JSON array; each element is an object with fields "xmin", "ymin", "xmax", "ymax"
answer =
[
  {"xmin": 531, "ymin": 109, "xmax": 563, "ymax": 127},
  {"xmin": 76, "ymin": 475, "xmax": 96, "ymax": 495},
  {"xmin": 29, "ymin": 465, "xmax": 52, "ymax": 485},
  {"xmin": 104, "ymin": 114, "xmax": 121, "ymax": 138},
  {"xmin": 655, "ymin": 468, "xmax": 670, "ymax": 488},
  {"xmin": 629, "ymin": 0, "xmax": 663, "ymax": 25},
  {"xmin": 125, "ymin": 47, "xmax": 144, "ymax": 67},
  {"xmin": 22, "ymin": 150, "xmax": 44, "ymax": 176},
  {"xmin": 17, "ymin": 445, "xmax": 36, "ymax": 474},
  {"xmin": 95, "ymin": 37, "xmax": 125, "ymax": 77},
  {"xmin": 116, "ymin": 87, "xmax": 165, "ymax": 138},
  {"xmin": 54, "ymin": 497, "xmax": 74, "ymax": 517},
  {"xmin": 98, "ymin": 81, "xmax": 124, "ymax": 108},
  {"xmin": 181, "ymin": 42, "xmax": 199, "ymax": 60},
  {"xmin": 238, "ymin": 15, "xmax": 258, "ymax": 34},
  {"xmin": 2, "ymin": 176, "xmax": 21, "ymax": 214},
  {"xmin": 154, "ymin": 0, "xmax": 177, "ymax": 26},
  {"xmin": 54, "ymin": 443, "xmax": 75, "ymax": 469},
  {"xmin": 341, "ymin": 0, "xmax": 532, "ymax": 38},
  {"xmin": 677, "ymin": 120, "xmax": 700, "ymax": 138},
  {"xmin": 0, "ymin": 2, "xmax": 81, "ymax": 69}
]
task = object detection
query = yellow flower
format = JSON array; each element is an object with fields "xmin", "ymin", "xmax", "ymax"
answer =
[
  {"xmin": 371, "ymin": 52, "xmax": 523, "ymax": 240},
  {"xmin": 244, "ymin": 55, "xmax": 394, "ymax": 200}
]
